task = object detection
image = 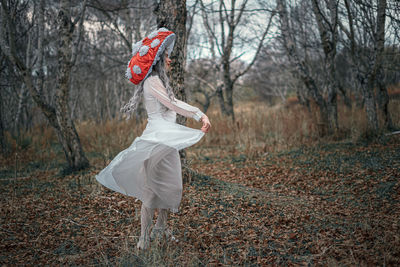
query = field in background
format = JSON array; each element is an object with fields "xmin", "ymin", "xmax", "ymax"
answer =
[
  {"xmin": 1, "ymin": 98, "xmax": 399, "ymax": 265},
  {"xmin": 3, "ymin": 97, "xmax": 399, "ymax": 169}
]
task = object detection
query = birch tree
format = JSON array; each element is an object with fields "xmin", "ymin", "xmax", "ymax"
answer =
[
  {"xmin": 339, "ymin": 0, "xmax": 391, "ymax": 132},
  {"xmin": 310, "ymin": 0, "xmax": 339, "ymax": 132},
  {"xmin": 0, "ymin": 0, "xmax": 89, "ymax": 172}
]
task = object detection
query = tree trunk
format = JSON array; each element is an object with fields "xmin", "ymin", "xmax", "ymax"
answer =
[
  {"xmin": 325, "ymin": 54, "xmax": 339, "ymax": 133},
  {"xmin": 277, "ymin": 0, "xmax": 330, "ymax": 135},
  {"xmin": 376, "ymin": 71, "xmax": 393, "ymax": 130},
  {"xmin": 375, "ymin": 1, "xmax": 392, "ymax": 131},
  {"xmin": 55, "ymin": 0, "xmax": 89, "ymax": 172},
  {"xmin": 223, "ymin": 55, "xmax": 235, "ymax": 120},
  {"xmin": 216, "ymin": 84, "xmax": 228, "ymax": 116},
  {"xmin": 311, "ymin": 0, "xmax": 339, "ymax": 133},
  {"xmin": 0, "ymin": 86, "xmax": 6, "ymax": 154},
  {"xmin": 338, "ymin": 84, "xmax": 352, "ymax": 108},
  {"xmin": 377, "ymin": 81, "xmax": 393, "ymax": 130},
  {"xmin": 203, "ymin": 98, "xmax": 210, "ymax": 114},
  {"xmin": 156, "ymin": 0, "xmax": 187, "ymax": 126},
  {"xmin": 302, "ymin": 75, "xmax": 330, "ymax": 134},
  {"xmin": 14, "ymin": 85, "xmax": 28, "ymax": 136},
  {"xmin": 224, "ymin": 83, "xmax": 235, "ymax": 121},
  {"xmin": 363, "ymin": 0, "xmax": 386, "ymax": 132},
  {"xmin": 155, "ymin": 0, "xmax": 189, "ymax": 178},
  {"xmin": 364, "ymin": 86, "xmax": 378, "ymax": 132}
]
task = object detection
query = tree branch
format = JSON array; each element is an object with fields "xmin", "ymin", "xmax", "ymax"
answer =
[
  {"xmin": 91, "ymin": 0, "xmax": 131, "ymax": 51},
  {"xmin": 71, "ymin": 0, "xmax": 88, "ymax": 65},
  {"xmin": 234, "ymin": 0, "xmax": 249, "ymax": 27},
  {"xmin": 232, "ymin": 11, "xmax": 275, "ymax": 83}
]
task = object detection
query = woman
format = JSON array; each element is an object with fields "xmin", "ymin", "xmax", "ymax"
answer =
[{"xmin": 95, "ymin": 28, "xmax": 211, "ymax": 250}]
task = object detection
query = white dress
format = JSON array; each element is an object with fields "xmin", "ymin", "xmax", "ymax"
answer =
[{"xmin": 95, "ymin": 75, "xmax": 205, "ymax": 213}]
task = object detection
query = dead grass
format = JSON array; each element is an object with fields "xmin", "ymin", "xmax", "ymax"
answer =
[
  {"xmin": 3, "ymin": 97, "xmax": 399, "ymax": 167},
  {"xmin": 0, "ymin": 98, "xmax": 399, "ymax": 266}
]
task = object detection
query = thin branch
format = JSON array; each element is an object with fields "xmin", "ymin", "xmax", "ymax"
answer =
[
  {"xmin": 234, "ymin": 0, "xmax": 249, "ymax": 27},
  {"xmin": 191, "ymin": 74, "xmax": 218, "ymax": 93},
  {"xmin": 219, "ymin": 0, "xmax": 226, "ymax": 51},
  {"xmin": 232, "ymin": 11, "xmax": 276, "ymax": 83},
  {"xmin": 91, "ymin": 0, "xmax": 131, "ymax": 51}
]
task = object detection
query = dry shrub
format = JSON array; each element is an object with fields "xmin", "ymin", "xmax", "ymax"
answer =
[
  {"xmin": 0, "ymin": 122, "xmax": 58, "ymax": 168},
  {"xmin": 187, "ymin": 100, "xmax": 319, "ymax": 156}
]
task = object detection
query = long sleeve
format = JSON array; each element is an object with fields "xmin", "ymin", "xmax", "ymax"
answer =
[{"xmin": 146, "ymin": 76, "xmax": 205, "ymax": 121}]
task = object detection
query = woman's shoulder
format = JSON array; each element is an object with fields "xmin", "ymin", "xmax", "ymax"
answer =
[{"xmin": 144, "ymin": 74, "xmax": 161, "ymax": 85}]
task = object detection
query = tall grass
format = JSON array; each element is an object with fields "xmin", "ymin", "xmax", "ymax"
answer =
[
  {"xmin": 185, "ymin": 97, "xmax": 400, "ymax": 157},
  {"xmin": 2, "ymin": 98, "xmax": 399, "ymax": 168}
]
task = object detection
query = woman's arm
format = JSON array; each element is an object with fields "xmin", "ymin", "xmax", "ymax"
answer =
[{"xmin": 147, "ymin": 76, "xmax": 205, "ymax": 121}]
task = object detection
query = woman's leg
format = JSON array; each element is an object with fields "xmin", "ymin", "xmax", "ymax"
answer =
[
  {"xmin": 137, "ymin": 203, "xmax": 155, "ymax": 249},
  {"xmin": 155, "ymin": 208, "xmax": 168, "ymax": 229},
  {"xmin": 151, "ymin": 208, "xmax": 178, "ymax": 242},
  {"xmin": 151, "ymin": 208, "xmax": 168, "ymax": 240}
]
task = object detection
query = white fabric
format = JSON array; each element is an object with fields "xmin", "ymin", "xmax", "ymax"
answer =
[{"xmin": 95, "ymin": 75, "xmax": 205, "ymax": 213}]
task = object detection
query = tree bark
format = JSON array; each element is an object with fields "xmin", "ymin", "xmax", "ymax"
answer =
[
  {"xmin": 0, "ymin": 84, "xmax": 5, "ymax": 154},
  {"xmin": 375, "ymin": 0, "xmax": 392, "ymax": 131},
  {"xmin": 155, "ymin": 0, "xmax": 188, "ymax": 126},
  {"xmin": 376, "ymin": 69, "xmax": 394, "ymax": 130},
  {"xmin": 14, "ymin": 85, "xmax": 28, "ymax": 136},
  {"xmin": 216, "ymin": 84, "xmax": 228, "ymax": 115},
  {"xmin": 54, "ymin": 0, "xmax": 89, "ymax": 171},
  {"xmin": 311, "ymin": 0, "xmax": 339, "ymax": 133},
  {"xmin": 224, "ymin": 80, "xmax": 235, "ymax": 121},
  {"xmin": 364, "ymin": 0, "xmax": 387, "ymax": 132}
]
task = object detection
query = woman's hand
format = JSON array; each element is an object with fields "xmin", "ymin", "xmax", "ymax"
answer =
[{"xmin": 200, "ymin": 114, "xmax": 211, "ymax": 133}]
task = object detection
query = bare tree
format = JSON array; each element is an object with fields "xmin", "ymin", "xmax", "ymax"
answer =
[
  {"xmin": 277, "ymin": 0, "xmax": 334, "ymax": 135},
  {"xmin": 245, "ymin": 49, "xmax": 293, "ymax": 105},
  {"xmin": 0, "ymin": 0, "xmax": 89, "ymax": 172},
  {"xmin": 71, "ymin": 0, "xmax": 156, "ymax": 122},
  {"xmin": 185, "ymin": 58, "xmax": 218, "ymax": 112},
  {"xmin": 339, "ymin": 0, "xmax": 393, "ymax": 132},
  {"xmin": 199, "ymin": 0, "xmax": 275, "ymax": 121},
  {"xmin": 310, "ymin": 0, "xmax": 339, "ymax": 132}
]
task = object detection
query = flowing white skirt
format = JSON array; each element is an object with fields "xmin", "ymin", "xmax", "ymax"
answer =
[{"xmin": 95, "ymin": 118, "xmax": 204, "ymax": 212}]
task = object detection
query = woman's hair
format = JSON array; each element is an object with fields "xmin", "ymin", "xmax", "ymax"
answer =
[{"xmin": 120, "ymin": 52, "xmax": 175, "ymax": 119}]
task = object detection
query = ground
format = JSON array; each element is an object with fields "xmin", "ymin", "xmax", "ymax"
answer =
[{"xmin": 1, "ymin": 136, "xmax": 399, "ymax": 266}]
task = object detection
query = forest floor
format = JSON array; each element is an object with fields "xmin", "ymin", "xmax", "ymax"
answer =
[{"xmin": 1, "ymin": 135, "xmax": 399, "ymax": 266}]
